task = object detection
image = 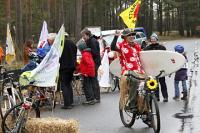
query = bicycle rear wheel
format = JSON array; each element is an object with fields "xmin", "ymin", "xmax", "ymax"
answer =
[
  {"xmin": 119, "ymin": 100, "xmax": 136, "ymax": 127},
  {"xmin": 150, "ymin": 95, "xmax": 160, "ymax": 133}
]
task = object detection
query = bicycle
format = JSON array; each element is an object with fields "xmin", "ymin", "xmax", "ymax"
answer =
[
  {"xmin": 0, "ymin": 68, "xmax": 23, "ymax": 119},
  {"xmin": 1, "ymin": 84, "xmax": 41, "ymax": 133},
  {"xmin": 110, "ymin": 73, "xmax": 120, "ymax": 92},
  {"xmin": 119, "ymin": 70, "xmax": 163, "ymax": 133}
]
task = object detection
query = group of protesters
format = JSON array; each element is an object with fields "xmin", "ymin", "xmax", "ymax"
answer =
[{"xmin": 20, "ymin": 27, "xmax": 188, "ymax": 111}]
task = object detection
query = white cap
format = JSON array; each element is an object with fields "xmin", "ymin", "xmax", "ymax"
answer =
[{"xmin": 47, "ymin": 33, "xmax": 57, "ymax": 40}]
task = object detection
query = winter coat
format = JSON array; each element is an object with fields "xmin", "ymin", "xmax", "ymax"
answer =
[
  {"xmin": 79, "ymin": 49, "xmax": 95, "ymax": 77},
  {"xmin": 59, "ymin": 39, "xmax": 77, "ymax": 73},
  {"xmin": 175, "ymin": 54, "xmax": 188, "ymax": 81},
  {"xmin": 143, "ymin": 43, "xmax": 166, "ymax": 51},
  {"xmin": 86, "ymin": 36, "xmax": 101, "ymax": 68}
]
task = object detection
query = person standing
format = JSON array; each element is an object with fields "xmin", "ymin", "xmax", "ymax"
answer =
[
  {"xmin": 77, "ymin": 41, "xmax": 96, "ymax": 105},
  {"xmin": 59, "ymin": 33, "xmax": 77, "ymax": 109},
  {"xmin": 80, "ymin": 28, "xmax": 101, "ymax": 103},
  {"xmin": 173, "ymin": 44, "xmax": 188, "ymax": 100},
  {"xmin": 143, "ymin": 33, "xmax": 168, "ymax": 102},
  {"xmin": 23, "ymin": 40, "xmax": 33, "ymax": 65}
]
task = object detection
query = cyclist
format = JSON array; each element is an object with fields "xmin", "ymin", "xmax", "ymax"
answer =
[{"xmin": 111, "ymin": 28, "xmax": 145, "ymax": 113}]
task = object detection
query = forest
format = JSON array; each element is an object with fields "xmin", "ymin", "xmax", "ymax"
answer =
[{"xmin": 0, "ymin": 0, "xmax": 200, "ymax": 50}]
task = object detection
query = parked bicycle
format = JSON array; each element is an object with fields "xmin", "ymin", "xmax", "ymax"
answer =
[
  {"xmin": 119, "ymin": 70, "xmax": 163, "ymax": 133},
  {"xmin": 110, "ymin": 73, "xmax": 120, "ymax": 92},
  {"xmin": 1, "ymin": 84, "xmax": 41, "ymax": 133},
  {"xmin": 0, "ymin": 67, "xmax": 23, "ymax": 119}
]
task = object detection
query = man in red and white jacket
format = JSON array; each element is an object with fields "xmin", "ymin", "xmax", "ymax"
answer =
[{"xmin": 111, "ymin": 28, "xmax": 144, "ymax": 112}]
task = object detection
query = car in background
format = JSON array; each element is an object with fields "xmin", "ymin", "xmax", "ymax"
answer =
[
  {"xmin": 134, "ymin": 31, "xmax": 148, "ymax": 49},
  {"xmin": 134, "ymin": 27, "xmax": 147, "ymax": 37}
]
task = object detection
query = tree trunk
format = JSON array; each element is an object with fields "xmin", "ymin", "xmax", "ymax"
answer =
[
  {"xmin": 15, "ymin": 0, "xmax": 23, "ymax": 60},
  {"xmin": 75, "ymin": 0, "xmax": 82, "ymax": 41},
  {"xmin": 5, "ymin": 0, "xmax": 11, "ymax": 23}
]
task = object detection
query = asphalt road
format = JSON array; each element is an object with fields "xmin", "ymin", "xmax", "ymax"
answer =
[{"xmin": 41, "ymin": 38, "xmax": 200, "ymax": 133}]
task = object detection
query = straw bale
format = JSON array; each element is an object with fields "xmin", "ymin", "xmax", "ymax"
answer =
[{"xmin": 25, "ymin": 117, "xmax": 79, "ymax": 133}]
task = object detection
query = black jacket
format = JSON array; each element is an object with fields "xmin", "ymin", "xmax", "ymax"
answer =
[
  {"xmin": 86, "ymin": 36, "xmax": 101, "ymax": 68},
  {"xmin": 59, "ymin": 39, "xmax": 77, "ymax": 72},
  {"xmin": 143, "ymin": 43, "xmax": 166, "ymax": 51}
]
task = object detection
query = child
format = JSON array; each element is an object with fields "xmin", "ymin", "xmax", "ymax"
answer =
[
  {"xmin": 77, "ymin": 41, "xmax": 96, "ymax": 105},
  {"xmin": 173, "ymin": 44, "xmax": 188, "ymax": 100}
]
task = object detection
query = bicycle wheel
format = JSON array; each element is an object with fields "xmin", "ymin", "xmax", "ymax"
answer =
[
  {"xmin": 2, "ymin": 101, "xmax": 40, "ymax": 133},
  {"xmin": 1, "ymin": 102, "xmax": 25, "ymax": 133},
  {"xmin": 110, "ymin": 74, "xmax": 117, "ymax": 92},
  {"xmin": 119, "ymin": 100, "xmax": 136, "ymax": 127},
  {"xmin": 149, "ymin": 95, "xmax": 160, "ymax": 133}
]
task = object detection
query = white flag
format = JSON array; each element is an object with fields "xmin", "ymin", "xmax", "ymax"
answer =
[
  {"xmin": 37, "ymin": 21, "xmax": 49, "ymax": 48},
  {"xmin": 98, "ymin": 50, "xmax": 110, "ymax": 87},
  {"xmin": 20, "ymin": 25, "xmax": 65, "ymax": 87},
  {"xmin": 6, "ymin": 23, "xmax": 15, "ymax": 65}
]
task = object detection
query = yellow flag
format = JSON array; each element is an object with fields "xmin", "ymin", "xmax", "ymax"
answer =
[
  {"xmin": 6, "ymin": 23, "xmax": 16, "ymax": 65},
  {"xmin": 119, "ymin": 0, "xmax": 141, "ymax": 28}
]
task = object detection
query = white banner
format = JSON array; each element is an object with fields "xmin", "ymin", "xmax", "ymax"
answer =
[
  {"xmin": 98, "ymin": 50, "xmax": 110, "ymax": 87},
  {"xmin": 37, "ymin": 21, "xmax": 49, "ymax": 48},
  {"xmin": 29, "ymin": 25, "xmax": 65, "ymax": 87},
  {"xmin": 6, "ymin": 23, "xmax": 15, "ymax": 65}
]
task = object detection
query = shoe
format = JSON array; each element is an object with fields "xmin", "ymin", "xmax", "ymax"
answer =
[
  {"xmin": 82, "ymin": 100, "xmax": 95, "ymax": 105},
  {"xmin": 94, "ymin": 99, "xmax": 100, "ymax": 103},
  {"xmin": 173, "ymin": 96, "xmax": 180, "ymax": 100},
  {"xmin": 61, "ymin": 105, "xmax": 73, "ymax": 109},
  {"xmin": 163, "ymin": 98, "xmax": 168, "ymax": 102},
  {"xmin": 181, "ymin": 96, "xmax": 187, "ymax": 100},
  {"xmin": 157, "ymin": 98, "xmax": 160, "ymax": 102}
]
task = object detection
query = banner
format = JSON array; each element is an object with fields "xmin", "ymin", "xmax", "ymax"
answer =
[
  {"xmin": 6, "ymin": 23, "xmax": 15, "ymax": 65},
  {"xmin": 119, "ymin": 0, "xmax": 141, "ymax": 28},
  {"xmin": 98, "ymin": 50, "xmax": 110, "ymax": 87},
  {"xmin": 37, "ymin": 21, "xmax": 49, "ymax": 48},
  {"xmin": 22, "ymin": 25, "xmax": 65, "ymax": 87}
]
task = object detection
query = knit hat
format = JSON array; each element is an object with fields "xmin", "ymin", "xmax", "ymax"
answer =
[
  {"xmin": 78, "ymin": 41, "xmax": 87, "ymax": 51},
  {"xmin": 150, "ymin": 33, "xmax": 158, "ymax": 41}
]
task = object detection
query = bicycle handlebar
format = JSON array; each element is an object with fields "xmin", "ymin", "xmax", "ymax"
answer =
[
  {"xmin": 124, "ymin": 73, "xmax": 145, "ymax": 80},
  {"xmin": 124, "ymin": 70, "xmax": 165, "ymax": 80}
]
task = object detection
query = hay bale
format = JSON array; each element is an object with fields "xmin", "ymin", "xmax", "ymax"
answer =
[{"xmin": 25, "ymin": 117, "xmax": 79, "ymax": 133}]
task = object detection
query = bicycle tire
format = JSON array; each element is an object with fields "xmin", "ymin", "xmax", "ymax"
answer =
[
  {"xmin": 150, "ymin": 95, "xmax": 160, "ymax": 133},
  {"xmin": 2, "ymin": 101, "xmax": 40, "ymax": 133},
  {"xmin": 119, "ymin": 101, "xmax": 136, "ymax": 127},
  {"xmin": 111, "ymin": 78, "xmax": 117, "ymax": 92},
  {"xmin": 1, "ymin": 102, "xmax": 24, "ymax": 133}
]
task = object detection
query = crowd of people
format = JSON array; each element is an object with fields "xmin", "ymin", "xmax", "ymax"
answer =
[{"xmin": 4, "ymin": 27, "xmax": 188, "ymax": 110}]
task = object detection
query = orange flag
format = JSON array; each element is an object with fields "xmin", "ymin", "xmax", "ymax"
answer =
[{"xmin": 119, "ymin": 0, "xmax": 141, "ymax": 28}]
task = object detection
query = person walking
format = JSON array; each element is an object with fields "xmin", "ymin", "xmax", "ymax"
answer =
[
  {"xmin": 173, "ymin": 44, "xmax": 188, "ymax": 100},
  {"xmin": 80, "ymin": 28, "xmax": 101, "ymax": 103},
  {"xmin": 143, "ymin": 33, "xmax": 168, "ymax": 102},
  {"xmin": 77, "ymin": 41, "xmax": 96, "ymax": 105},
  {"xmin": 59, "ymin": 33, "xmax": 77, "ymax": 109}
]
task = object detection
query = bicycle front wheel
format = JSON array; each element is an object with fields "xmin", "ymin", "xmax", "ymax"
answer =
[
  {"xmin": 150, "ymin": 95, "xmax": 160, "ymax": 133},
  {"xmin": 119, "ymin": 101, "xmax": 136, "ymax": 127},
  {"xmin": 2, "ymin": 101, "xmax": 40, "ymax": 133}
]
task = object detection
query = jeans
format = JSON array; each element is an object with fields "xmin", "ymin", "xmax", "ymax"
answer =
[{"xmin": 174, "ymin": 80, "xmax": 187, "ymax": 97}]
